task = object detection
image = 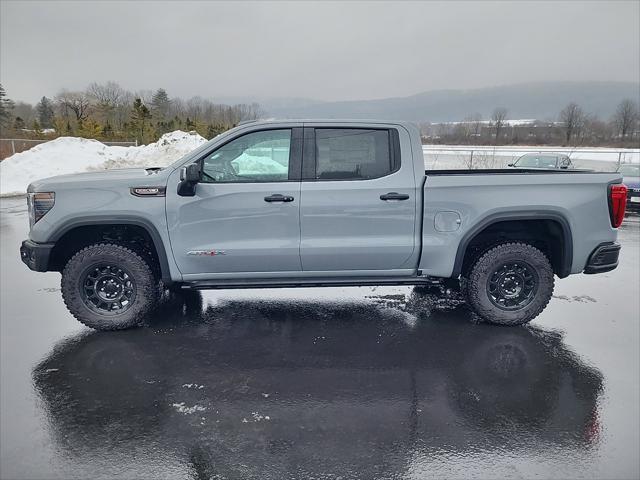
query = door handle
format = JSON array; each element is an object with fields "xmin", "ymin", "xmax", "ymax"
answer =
[
  {"xmin": 380, "ymin": 192, "xmax": 410, "ymax": 201},
  {"xmin": 264, "ymin": 194, "xmax": 294, "ymax": 203}
]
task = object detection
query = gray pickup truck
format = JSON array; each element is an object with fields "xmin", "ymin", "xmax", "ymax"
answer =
[{"xmin": 20, "ymin": 120, "xmax": 628, "ymax": 330}]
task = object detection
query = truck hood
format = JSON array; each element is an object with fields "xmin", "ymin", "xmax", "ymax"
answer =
[{"xmin": 27, "ymin": 168, "xmax": 168, "ymax": 192}]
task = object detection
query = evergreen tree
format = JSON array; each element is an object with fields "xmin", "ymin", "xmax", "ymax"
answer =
[
  {"xmin": 13, "ymin": 116, "xmax": 25, "ymax": 130},
  {"xmin": 79, "ymin": 119, "xmax": 102, "ymax": 139},
  {"xmin": 102, "ymin": 121, "xmax": 114, "ymax": 138},
  {"xmin": 206, "ymin": 123, "xmax": 225, "ymax": 139},
  {"xmin": 150, "ymin": 88, "xmax": 170, "ymax": 122},
  {"xmin": 131, "ymin": 98, "xmax": 151, "ymax": 143},
  {"xmin": 36, "ymin": 96, "xmax": 55, "ymax": 128},
  {"xmin": 31, "ymin": 119, "xmax": 42, "ymax": 136},
  {"xmin": 0, "ymin": 84, "xmax": 15, "ymax": 130}
]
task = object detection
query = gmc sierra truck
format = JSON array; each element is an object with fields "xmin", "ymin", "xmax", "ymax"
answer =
[{"xmin": 20, "ymin": 120, "xmax": 628, "ymax": 330}]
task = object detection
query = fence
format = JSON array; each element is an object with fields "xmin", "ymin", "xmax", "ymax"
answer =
[
  {"xmin": 422, "ymin": 145, "xmax": 640, "ymax": 172},
  {"xmin": 0, "ymin": 138, "xmax": 138, "ymax": 160}
]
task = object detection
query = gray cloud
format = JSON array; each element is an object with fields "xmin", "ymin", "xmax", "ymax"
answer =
[{"xmin": 1, "ymin": 0, "xmax": 638, "ymax": 103}]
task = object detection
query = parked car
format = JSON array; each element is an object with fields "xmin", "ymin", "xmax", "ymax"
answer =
[
  {"xmin": 21, "ymin": 120, "xmax": 627, "ymax": 330},
  {"xmin": 508, "ymin": 152, "xmax": 574, "ymax": 169},
  {"xmin": 618, "ymin": 163, "xmax": 640, "ymax": 208}
]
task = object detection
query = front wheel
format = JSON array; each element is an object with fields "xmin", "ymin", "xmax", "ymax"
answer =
[
  {"xmin": 462, "ymin": 242, "xmax": 554, "ymax": 326},
  {"xmin": 61, "ymin": 243, "xmax": 159, "ymax": 330}
]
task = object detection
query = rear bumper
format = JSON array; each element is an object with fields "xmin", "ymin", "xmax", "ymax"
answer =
[
  {"xmin": 627, "ymin": 188, "xmax": 640, "ymax": 208},
  {"xmin": 20, "ymin": 240, "xmax": 54, "ymax": 272},
  {"xmin": 584, "ymin": 242, "xmax": 621, "ymax": 274}
]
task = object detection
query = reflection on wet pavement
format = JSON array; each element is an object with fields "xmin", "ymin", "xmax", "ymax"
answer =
[
  {"xmin": 33, "ymin": 291, "xmax": 603, "ymax": 479},
  {"xmin": 1, "ymin": 199, "xmax": 638, "ymax": 479}
]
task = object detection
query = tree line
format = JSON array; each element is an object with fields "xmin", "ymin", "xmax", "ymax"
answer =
[
  {"xmin": 422, "ymin": 101, "xmax": 640, "ymax": 147},
  {"xmin": 0, "ymin": 82, "xmax": 264, "ymax": 143},
  {"xmin": 1, "ymin": 82, "xmax": 638, "ymax": 148}
]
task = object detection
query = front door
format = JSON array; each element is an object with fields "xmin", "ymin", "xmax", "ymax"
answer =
[{"xmin": 167, "ymin": 127, "xmax": 303, "ymax": 278}]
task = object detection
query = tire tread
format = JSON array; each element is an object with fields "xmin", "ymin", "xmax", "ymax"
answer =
[{"xmin": 61, "ymin": 243, "xmax": 158, "ymax": 330}]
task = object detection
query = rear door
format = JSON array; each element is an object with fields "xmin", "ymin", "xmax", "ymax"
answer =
[
  {"xmin": 166, "ymin": 126, "xmax": 303, "ymax": 278},
  {"xmin": 299, "ymin": 125, "xmax": 418, "ymax": 274}
]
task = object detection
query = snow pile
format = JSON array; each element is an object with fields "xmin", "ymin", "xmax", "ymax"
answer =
[
  {"xmin": 0, "ymin": 131, "xmax": 208, "ymax": 197},
  {"xmin": 232, "ymin": 153, "xmax": 288, "ymax": 176}
]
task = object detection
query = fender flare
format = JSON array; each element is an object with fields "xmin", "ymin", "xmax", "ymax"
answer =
[
  {"xmin": 47, "ymin": 216, "xmax": 172, "ymax": 283},
  {"xmin": 452, "ymin": 211, "xmax": 573, "ymax": 278}
]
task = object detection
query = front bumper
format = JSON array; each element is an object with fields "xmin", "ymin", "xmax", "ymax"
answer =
[
  {"xmin": 584, "ymin": 242, "xmax": 621, "ymax": 274},
  {"xmin": 20, "ymin": 240, "xmax": 54, "ymax": 272}
]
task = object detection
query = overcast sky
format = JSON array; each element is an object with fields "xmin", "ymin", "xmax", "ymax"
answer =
[{"xmin": 1, "ymin": 0, "xmax": 638, "ymax": 103}]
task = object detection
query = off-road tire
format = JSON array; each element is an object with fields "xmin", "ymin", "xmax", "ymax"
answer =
[
  {"xmin": 462, "ymin": 242, "xmax": 554, "ymax": 326},
  {"xmin": 61, "ymin": 243, "xmax": 159, "ymax": 330}
]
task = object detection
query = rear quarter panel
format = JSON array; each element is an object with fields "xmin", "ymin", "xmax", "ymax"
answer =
[{"xmin": 419, "ymin": 172, "xmax": 621, "ymax": 278}]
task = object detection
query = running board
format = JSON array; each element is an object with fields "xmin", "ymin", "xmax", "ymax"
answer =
[{"xmin": 181, "ymin": 276, "xmax": 441, "ymax": 291}]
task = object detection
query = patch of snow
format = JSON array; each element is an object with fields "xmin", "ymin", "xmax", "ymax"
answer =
[
  {"xmin": 231, "ymin": 152, "xmax": 288, "ymax": 176},
  {"xmin": 182, "ymin": 383, "xmax": 205, "ymax": 389},
  {"xmin": 172, "ymin": 402, "xmax": 207, "ymax": 415},
  {"xmin": 434, "ymin": 119, "xmax": 538, "ymax": 126},
  {"xmin": 0, "ymin": 130, "xmax": 208, "ymax": 197}
]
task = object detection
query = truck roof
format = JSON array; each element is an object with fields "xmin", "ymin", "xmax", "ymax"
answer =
[{"xmin": 238, "ymin": 118, "xmax": 419, "ymax": 128}]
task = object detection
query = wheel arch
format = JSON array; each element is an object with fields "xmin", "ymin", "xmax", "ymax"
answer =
[
  {"xmin": 453, "ymin": 211, "xmax": 573, "ymax": 278},
  {"xmin": 47, "ymin": 216, "xmax": 172, "ymax": 283}
]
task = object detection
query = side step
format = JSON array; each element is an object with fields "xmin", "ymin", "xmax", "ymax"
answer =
[{"xmin": 181, "ymin": 276, "xmax": 442, "ymax": 291}]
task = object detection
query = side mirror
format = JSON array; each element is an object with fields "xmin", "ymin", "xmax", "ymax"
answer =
[
  {"xmin": 178, "ymin": 162, "xmax": 201, "ymax": 197},
  {"xmin": 180, "ymin": 163, "xmax": 201, "ymax": 182},
  {"xmin": 507, "ymin": 163, "xmax": 514, "ymax": 167},
  {"xmin": 560, "ymin": 164, "xmax": 569, "ymax": 169}
]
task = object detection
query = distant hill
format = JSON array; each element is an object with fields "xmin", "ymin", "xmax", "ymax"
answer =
[{"xmin": 264, "ymin": 82, "xmax": 640, "ymax": 122}]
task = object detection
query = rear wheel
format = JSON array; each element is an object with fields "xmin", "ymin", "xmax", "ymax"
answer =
[
  {"xmin": 462, "ymin": 242, "xmax": 554, "ymax": 326},
  {"xmin": 61, "ymin": 243, "xmax": 159, "ymax": 330}
]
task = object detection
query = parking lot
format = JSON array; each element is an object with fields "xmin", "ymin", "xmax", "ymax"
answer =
[{"xmin": 1, "ymin": 196, "xmax": 638, "ymax": 479}]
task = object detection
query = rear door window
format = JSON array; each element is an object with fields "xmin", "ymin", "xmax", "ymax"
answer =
[{"xmin": 314, "ymin": 129, "xmax": 395, "ymax": 180}]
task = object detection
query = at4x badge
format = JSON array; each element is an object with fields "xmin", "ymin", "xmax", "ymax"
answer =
[{"xmin": 187, "ymin": 250, "xmax": 226, "ymax": 256}]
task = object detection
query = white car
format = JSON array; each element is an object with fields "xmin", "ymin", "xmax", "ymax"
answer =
[{"xmin": 509, "ymin": 153, "xmax": 574, "ymax": 170}]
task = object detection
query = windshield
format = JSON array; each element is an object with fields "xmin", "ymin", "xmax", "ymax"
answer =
[
  {"xmin": 618, "ymin": 164, "xmax": 640, "ymax": 177},
  {"xmin": 515, "ymin": 154, "xmax": 559, "ymax": 168}
]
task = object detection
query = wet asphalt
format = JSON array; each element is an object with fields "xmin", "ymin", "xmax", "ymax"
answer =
[{"xmin": 0, "ymin": 197, "xmax": 639, "ymax": 480}]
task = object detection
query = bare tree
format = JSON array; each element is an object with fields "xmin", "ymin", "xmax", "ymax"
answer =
[
  {"xmin": 491, "ymin": 108, "xmax": 508, "ymax": 143},
  {"xmin": 559, "ymin": 102, "xmax": 584, "ymax": 144},
  {"xmin": 470, "ymin": 113, "xmax": 483, "ymax": 137},
  {"xmin": 87, "ymin": 81, "xmax": 125, "ymax": 124},
  {"xmin": 56, "ymin": 90, "xmax": 91, "ymax": 122},
  {"xmin": 613, "ymin": 99, "xmax": 639, "ymax": 139},
  {"xmin": 13, "ymin": 101, "xmax": 36, "ymax": 126},
  {"xmin": 186, "ymin": 96, "xmax": 204, "ymax": 123},
  {"xmin": 113, "ymin": 89, "xmax": 134, "ymax": 131}
]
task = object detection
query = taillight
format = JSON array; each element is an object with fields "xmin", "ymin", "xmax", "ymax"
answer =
[{"xmin": 608, "ymin": 184, "xmax": 627, "ymax": 228}]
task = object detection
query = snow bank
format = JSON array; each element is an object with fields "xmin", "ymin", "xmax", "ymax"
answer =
[{"xmin": 0, "ymin": 131, "xmax": 208, "ymax": 197}]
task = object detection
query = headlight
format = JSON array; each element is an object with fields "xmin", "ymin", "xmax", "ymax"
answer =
[{"xmin": 27, "ymin": 192, "xmax": 55, "ymax": 227}]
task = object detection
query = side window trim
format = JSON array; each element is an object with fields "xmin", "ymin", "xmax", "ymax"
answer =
[
  {"xmin": 301, "ymin": 127, "xmax": 401, "ymax": 182},
  {"xmin": 196, "ymin": 127, "xmax": 303, "ymax": 184}
]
